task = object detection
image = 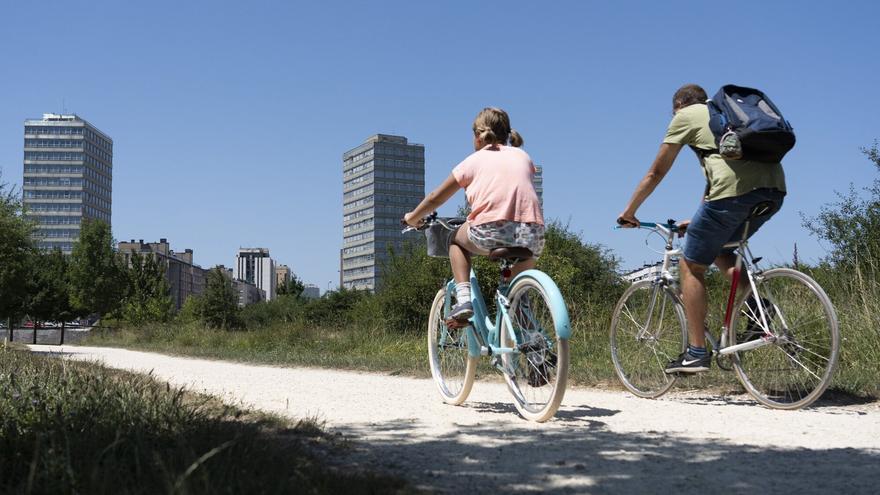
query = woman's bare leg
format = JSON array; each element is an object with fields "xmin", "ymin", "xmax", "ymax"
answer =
[{"xmin": 450, "ymin": 222, "xmax": 489, "ymax": 283}]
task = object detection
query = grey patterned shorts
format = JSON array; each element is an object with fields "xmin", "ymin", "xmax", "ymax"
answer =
[{"xmin": 468, "ymin": 221, "xmax": 545, "ymax": 257}]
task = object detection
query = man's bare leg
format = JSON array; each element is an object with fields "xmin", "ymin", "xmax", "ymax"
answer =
[{"xmin": 680, "ymin": 259, "xmax": 708, "ymax": 348}]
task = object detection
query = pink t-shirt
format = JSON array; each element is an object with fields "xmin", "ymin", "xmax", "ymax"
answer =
[{"xmin": 452, "ymin": 145, "xmax": 544, "ymax": 226}]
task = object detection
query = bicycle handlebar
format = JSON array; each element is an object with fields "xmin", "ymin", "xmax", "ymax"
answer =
[
  {"xmin": 401, "ymin": 211, "xmax": 453, "ymax": 234},
  {"xmin": 613, "ymin": 219, "xmax": 681, "ymax": 235}
]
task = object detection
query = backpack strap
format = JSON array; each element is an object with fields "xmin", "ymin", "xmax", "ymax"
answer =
[
  {"xmin": 689, "ymin": 145, "xmax": 715, "ymax": 199},
  {"xmin": 689, "ymin": 145, "xmax": 719, "ymax": 159}
]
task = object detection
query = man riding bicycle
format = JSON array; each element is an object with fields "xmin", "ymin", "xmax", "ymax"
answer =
[{"xmin": 617, "ymin": 84, "xmax": 786, "ymax": 373}]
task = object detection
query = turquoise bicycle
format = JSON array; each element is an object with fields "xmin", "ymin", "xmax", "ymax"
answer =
[{"xmin": 405, "ymin": 214, "xmax": 571, "ymax": 422}]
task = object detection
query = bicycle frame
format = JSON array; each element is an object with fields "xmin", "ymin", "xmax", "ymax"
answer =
[
  {"xmin": 441, "ymin": 267, "xmax": 571, "ymax": 360},
  {"xmin": 633, "ymin": 221, "xmax": 779, "ymax": 356}
]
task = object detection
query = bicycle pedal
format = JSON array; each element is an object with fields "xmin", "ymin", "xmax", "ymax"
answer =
[{"xmin": 444, "ymin": 318, "xmax": 470, "ymax": 329}]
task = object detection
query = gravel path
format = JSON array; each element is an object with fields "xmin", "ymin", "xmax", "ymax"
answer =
[{"xmin": 29, "ymin": 345, "xmax": 880, "ymax": 494}]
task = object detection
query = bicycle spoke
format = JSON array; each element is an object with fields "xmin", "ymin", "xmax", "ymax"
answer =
[
  {"xmin": 611, "ymin": 282, "xmax": 684, "ymax": 398},
  {"xmin": 500, "ymin": 277, "xmax": 569, "ymax": 421},
  {"xmin": 733, "ymin": 269, "xmax": 839, "ymax": 409},
  {"xmin": 428, "ymin": 289, "xmax": 475, "ymax": 405}
]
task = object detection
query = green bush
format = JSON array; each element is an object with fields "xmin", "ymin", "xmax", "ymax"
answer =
[
  {"xmin": 200, "ymin": 268, "xmax": 242, "ymax": 330},
  {"xmin": 302, "ymin": 288, "xmax": 369, "ymax": 328},
  {"xmin": 241, "ymin": 294, "xmax": 306, "ymax": 328},
  {"xmin": 373, "ymin": 241, "xmax": 449, "ymax": 334}
]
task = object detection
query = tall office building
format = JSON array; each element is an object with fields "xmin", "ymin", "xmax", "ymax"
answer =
[
  {"xmin": 233, "ymin": 248, "xmax": 276, "ymax": 301},
  {"xmin": 341, "ymin": 134, "xmax": 425, "ymax": 291},
  {"xmin": 22, "ymin": 114, "xmax": 113, "ymax": 252}
]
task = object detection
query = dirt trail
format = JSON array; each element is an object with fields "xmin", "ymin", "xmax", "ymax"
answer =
[{"xmin": 29, "ymin": 345, "xmax": 880, "ymax": 494}]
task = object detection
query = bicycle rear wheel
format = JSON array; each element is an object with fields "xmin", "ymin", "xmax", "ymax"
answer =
[
  {"xmin": 731, "ymin": 268, "xmax": 840, "ymax": 409},
  {"xmin": 427, "ymin": 287, "xmax": 477, "ymax": 405},
  {"xmin": 610, "ymin": 279, "xmax": 687, "ymax": 398},
  {"xmin": 500, "ymin": 275, "xmax": 569, "ymax": 422}
]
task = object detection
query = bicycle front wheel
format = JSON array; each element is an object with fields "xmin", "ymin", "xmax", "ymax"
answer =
[
  {"xmin": 610, "ymin": 279, "xmax": 687, "ymax": 398},
  {"xmin": 500, "ymin": 275, "xmax": 570, "ymax": 422},
  {"xmin": 731, "ymin": 268, "xmax": 840, "ymax": 409},
  {"xmin": 427, "ymin": 287, "xmax": 477, "ymax": 405}
]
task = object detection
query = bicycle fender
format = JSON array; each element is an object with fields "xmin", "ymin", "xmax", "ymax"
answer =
[{"xmin": 509, "ymin": 269, "xmax": 572, "ymax": 340}]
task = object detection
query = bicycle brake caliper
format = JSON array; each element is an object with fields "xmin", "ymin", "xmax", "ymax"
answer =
[{"xmin": 497, "ymin": 292, "xmax": 511, "ymax": 309}]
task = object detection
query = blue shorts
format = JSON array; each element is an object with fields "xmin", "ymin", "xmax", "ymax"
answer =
[{"xmin": 683, "ymin": 188, "xmax": 785, "ymax": 266}]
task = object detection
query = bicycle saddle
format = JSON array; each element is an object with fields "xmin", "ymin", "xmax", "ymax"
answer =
[
  {"xmin": 488, "ymin": 247, "xmax": 533, "ymax": 261},
  {"xmin": 748, "ymin": 201, "xmax": 776, "ymax": 219}
]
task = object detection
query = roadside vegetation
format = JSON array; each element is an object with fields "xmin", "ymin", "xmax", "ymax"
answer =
[{"xmin": 0, "ymin": 342, "xmax": 407, "ymax": 494}]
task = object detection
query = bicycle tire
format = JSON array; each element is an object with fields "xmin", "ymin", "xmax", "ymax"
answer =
[
  {"xmin": 731, "ymin": 268, "xmax": 840, "ymax": 410},
  {"xmin": 427, "ymin": 287, "xmax": 477, "ymax": 405},
  {"xmin": 610, "ymin": 279, "xmax": 687, "ymax": 398},
  {"xmin": 500, "ymin": 275, "xmax": 570, "ymax": 422}
]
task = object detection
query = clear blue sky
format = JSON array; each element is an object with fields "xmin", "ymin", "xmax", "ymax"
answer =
[{"xmin": 2, "ymin": 1, "xmax": 878, "ymax": 289}]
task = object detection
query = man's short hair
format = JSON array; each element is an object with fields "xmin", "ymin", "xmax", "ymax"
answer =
[{"xmin": 672, "ymin": 84, "xmax": 708, "ymax": 111}]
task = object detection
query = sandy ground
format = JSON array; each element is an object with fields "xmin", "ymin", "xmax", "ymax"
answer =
[{"xmin": 28, "ymin": 345, "xmax": 880, "ymax": 494}]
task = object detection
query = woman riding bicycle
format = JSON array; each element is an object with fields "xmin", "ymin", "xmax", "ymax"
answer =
[{"xmin": 403, "ymin": 107, "xmax": 544, "ymax": 322}]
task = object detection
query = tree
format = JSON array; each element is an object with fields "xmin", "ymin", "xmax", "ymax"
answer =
[
  {"xmin": 277, "ymin": 274, "xmax": 305, "ymax": 298},
  {"xmin": 803, "ymin": 141, "xmax": 880, "ymax": 271},
  {"xmin": 374, "ymin": 240, "xmax": 450, "ymax": 333},
  {"xmin": 0, "ymin": 175, "xmax": 34, "ymax": 328},
  {"xmin": 177, "ymin": 294, "xmax": 204, "ymax": 324},
  {"xmin": 26, "ymin": 248, "xmax": 73, "ymax": 333},
  {"xmin": 201, "ymin": 268, "xmax": 241, "ymax": 329},
  {"xmin": 121, "ymin": 252, "xmax": 173, "ymax": 325},
  {"xmin": 68, "ymin": 219, "xmax": 126, "ymax": 320}
]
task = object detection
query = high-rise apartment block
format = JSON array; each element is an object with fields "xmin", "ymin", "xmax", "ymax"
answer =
[
  {"xmin": 233, "ymin": 248, "xmax": 276, "ymax": 301},
  {"xmin": 341, "ymin": 134, "xmax": 425, "ymax": 291},
  {"xmin": 23, "ymin": 114, "xmax": 113, "ymax": 252}
]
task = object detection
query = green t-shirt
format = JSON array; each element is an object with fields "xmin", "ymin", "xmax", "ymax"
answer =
[{"xmin": 663, "ymin": 104, "xmax": 786, "ymax": 201}]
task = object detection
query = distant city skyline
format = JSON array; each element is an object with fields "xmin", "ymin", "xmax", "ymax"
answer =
[{"xmin": 2, "ymin": 2, "xmax": 879, "ymax": 286}]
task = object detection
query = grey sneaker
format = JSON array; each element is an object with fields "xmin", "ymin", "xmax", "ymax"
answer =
[{"xmin": 448, "ymin": 301, "xmax": 474, "ymax": 322}]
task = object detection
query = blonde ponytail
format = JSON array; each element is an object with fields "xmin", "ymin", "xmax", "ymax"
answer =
[
  {"xmin": 508, "ymin": 129, "xmax": 523, "ymax": 147},
  {"xmin": 472, "ymin": 107, "xmax": 523, "ymax": 147}
]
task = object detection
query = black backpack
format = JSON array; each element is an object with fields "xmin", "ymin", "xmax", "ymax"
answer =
[{"xmin": 706, "ymin": 85, "xmax": 795, "ymax": 163}]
